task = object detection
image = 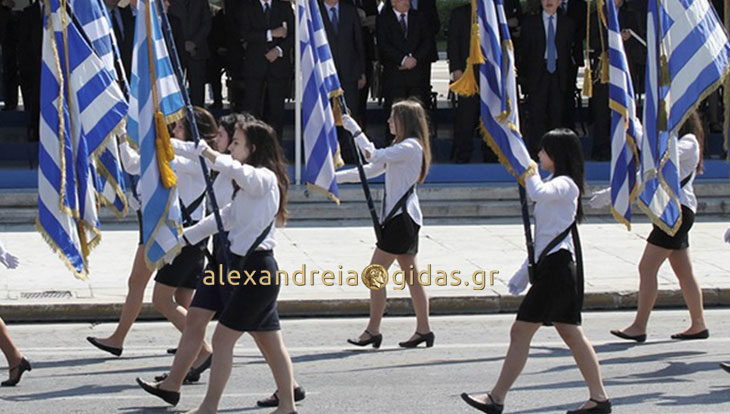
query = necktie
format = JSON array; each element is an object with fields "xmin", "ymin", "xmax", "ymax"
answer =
[
  {"xmin": 263, "ymin": 2, "xmax": 271, "ymax": 27},
  {"xmin": 113, "ymin": 8, "xmax": 124, "ymax": 42},
  {"xmin": 547, "ymin": 15, "xmax": 556, "ymax": 73},
  {"xmin": 330, "ymin": 7, "xmax": 338, "ymax": 35},
  {"xmin": 399, "ymin": 13, "xmax": 407, "ymax": 37}
]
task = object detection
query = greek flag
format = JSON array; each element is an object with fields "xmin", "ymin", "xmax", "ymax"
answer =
[
  {"xmin": 72, "ymin": 0, "xmax": 129, "ymax": 216},
  {"xmin": 638, "ymin": 0, "xmax": 730, "ymax": 235},
  {"xmin": 478, "ymin": 0, "xmax": 535, "ymax": 182},
  {"xmin": 37, "ymin": 0, "xmax": 128, "ymax": 280},
  {"xmin": 607, "ymin": 0, "xmax": 642, "ymax": 230},
  {"xmin": 130, "ymin": 0, "xmax": 186, "ymax": 270},
  {"xmin": 299, "ymin": 0, "xmax": 343, "ymax": 202}
]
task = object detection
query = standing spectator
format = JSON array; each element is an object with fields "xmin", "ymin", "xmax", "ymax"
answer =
[
  {"xmin": 377, "ymin": 0, "xmax": 432, "ymax": 145},
  {"xmin": 167, "ymin": 0, "xmax": 212, "ymax": 107},
  {"xmin": 206, "ymin": 3, "xmax": 226, "ymax": 111},
  {"xmin": 346, "ymin": 0, "xmax": 379, "ymax": 130},
  {"xmin": 1, "ymin": 0, "xmax": 22, "ymax": 111},
  {"xmin": 519, "ymin": 0, "xmax": 577, "ymax": 156},
  {"xmin": 320, "ymin": 0, "xmax": 366, "ymax": 163},
  {"xmin": 18, "ymin": 0, "xmax": 41, "ymax": 141},
  {"xmin": 404, "ymin": 0, "xmax": 439, "ymax": 96},
  {"xmin": 238, "ymin": 0, "xmax": 295, "ymax": 141},
  {"xmin": 105, "ymin": 0, "xmax": 136, "ymax": 80},
  {"xmin": 224, "ymin": 0, "xmax": 246, "ymax": 112},
  {"xmin": 505, "ymin": 0, "xmax": 524, "ymax": 71},
  {"xmin": 562, "ymin": 0, "xmax": 587, "ymax": 131}
]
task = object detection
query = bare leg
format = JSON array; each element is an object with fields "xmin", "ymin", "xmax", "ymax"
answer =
[
  {"xmin": 555, "ymin": 323, "xmax": 609, "ymax": 410},
  {"xmin": 253, "ymin": 335, "xmax": 300, "ymax": 390},
  {"xmin": 0, "ymin": 317, "xmax": 22, "ymax": 368},
  {"xmin": 396, "ymin": 254, "xmax": 431, "ymax": 339},
  {"xmin": 667, "ymin": 248, "xmax": 708, "ymax": 335},
  {"xmin": 152, "ymin": 283, "xmax": 190, "ymax": 333},
  {"xmin": 174, "ymin": 288, "xmax": 194, "ymax": 310},
  {"xmin": 159, "ymin": 307, "xmax": 215, "ymax": 392},
  {"xmin": 359, "ymin": 248, "xmax": 396, "ymax": 340},
  {"xmin": 97, "ymin": 245, "xmax": 153, "ymax": 348},
  {"xmin": 251, "ymin": 331, "xmax": 296, "ymax": 414},
  {"xmin": 192, "ymin": 323, "xmax": 245, "ymax": 414},
  {"xmin": 619, "ymin": 242, "xmax": 672, "ymax": 336}
]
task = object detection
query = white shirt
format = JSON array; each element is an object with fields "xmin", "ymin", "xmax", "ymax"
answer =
[
  {"xmin": 393, "ymin": 9, "xmax": 408, "ymax": 31},
  {"xmin": 677, "ymin": 133, "xmax": 700, "ymax": 213},
  {"xmin": 336, "ymin": 137, "xmax": 424, "ymax": 226},
  {"xmin": 185, "ymin": 154, "xmax": 279, "ymax": 255},
  {"xmin": 211, "ymin": 173, "xmax": 235, "ymax": 210},
  {"xmin": 542, "ymin": 10, "xmax": 557, "ymax": 59}
]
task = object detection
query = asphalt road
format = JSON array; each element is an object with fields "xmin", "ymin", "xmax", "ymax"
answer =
[{"xmin": 0, "ymin": 309, "xmax": 729, "ymax": 413}]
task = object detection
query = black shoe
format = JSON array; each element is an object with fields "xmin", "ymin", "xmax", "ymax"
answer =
[
  {"xmin": 136, "ymin": 378, "xmax": 180, "ymax": 406},
  {"xmin": 720, "ymin": 362, "xmax": 730, "ymax": 374},
  {"xmin": 86, "ymin": 336, "xmax": 123, "ymax": 356},
  {"xmin": 609, "ymin": 330, "xmax": 646, "ymax": 343},
  {"xmin": 1, "ymin": 357, "xmax": 32, "ymax": 387},
  {"xmin": 256, "ymin": 386, "xmax": 306, "ymax": 407},
  {"xmin": 461, "ymin": 393, "xmax": 504, "ymax": 414},
  {"xmin": 347, "ymin": 330, "xmax": 383, "ymax": 348},
  {"xmin": 566, "ymin": 398, "xmax": 612, "ymax": 413},
  {"xmin": 166, "ymin": 348, "xmax": 177, "ymax": 355},
  {"xmin": 671, "ymin": 329, "xmax": 709, "ymax": 340},
  {"xmin": 153, "ymin": 354, "xmax": 212, "ymax": 384},
  {"xmin": 398, "ymin": 331, "xmax": 435, "ymax": 348}
]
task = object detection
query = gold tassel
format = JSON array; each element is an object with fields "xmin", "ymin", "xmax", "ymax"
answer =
[
  {"xmin": 659, "ymin": 54, "xmax": 671, "ymax": 87},
  {"xmin": 154, "ymin": 110, "xmax": 177, "ymax": 189},
  {"xmin": 77, "ymin": 221, "xmax": 89, "ymax": 260},
  {"xmin": 332, "ymin": 96, "xmax": 344, "ymax": 126},
  {"xmin": 657, "ymin": 99, "xmax": 668, "ymax": 132},
  {"xmin": 600, "ymin": 51, "xmax": 610, "ymax": 84},
  {"xmin": 450, "ymin": 0, "xmax": 483, "ymax": 97},
  {"xmin": 583, "ymin": 69, "xmax": 593, "ymax": 97},
  {"xmin": 583, "ymin": 0, "xmax": 592, "ymax": 97}
]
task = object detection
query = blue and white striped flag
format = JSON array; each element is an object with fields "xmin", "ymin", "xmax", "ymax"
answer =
[
  {"xmin": 72, "ymin": 0, "xmax": 130, "ymax": 216},
  {"xmin": 299, "ymin": 0, "xmax": 343, "ymax": 202},
  {"xmin": 130, "ymin": 0, "xmax": 186, "ymax": 270},
  {"xmin": 607, "ymin": 0, "xmax": 642, "ymax": 230},
  {"xmin": 37, "ymin": 0, "xmax": 128, "ymax": 279},
  {"xmin": 478, "ymin": 0, "xmax": 535, "ymax": 183},
  {"xmin": 638, "ymin": 0, "xmax": 730, "ymax": 235}
]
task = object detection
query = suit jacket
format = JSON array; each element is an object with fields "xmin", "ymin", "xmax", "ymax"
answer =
[
  {"xmin": 564, "ymin": 0, "xmax": 587, "ymax": 67},
  {"xmin": 377, "ymin": 8, "xmax": 432, "ymax": 87},
  {"xmin": 319, "ymin": 2, "xmax": 365, "ymax": 84},
  {"xmin": 519, "ymin": 12, "xmax": 576, "ymax": 94},
  {"xmin": 238, "ymin": 0, "xmax": 295, "ymax": 79},
  {"xmin": 447, "ymin": 4, "xmax": 470, "ymax": 74},
  {"xmin": 345, "ymin": 0, "xmax": 378, "ymax": 62},
  {"xmin": 168, "ymin": 0, "xmax": 212, "ymax": 61},
  {"xmin": 108, "ymin": 5, "xmax": 135, "ymax": 78},
  {"xmin": 384, "ymin": 0, "xmax": 439, "ymax": 62}
]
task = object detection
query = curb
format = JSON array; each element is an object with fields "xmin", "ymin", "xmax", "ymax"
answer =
[{"xmin": 1, "ymin": 288, "xmax": 729, "ymax": 323}]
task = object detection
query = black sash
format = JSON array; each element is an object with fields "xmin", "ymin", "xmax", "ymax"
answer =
[
  {"xmin": 530, "ymin": 221, "xmax": 584, "ymax": 299},
  {"xmin": 680, "ymin": 172, "xmax": 694, "ymax": 189},
  {"xmin": 229, "ymin": 220, "xmax": 275, "ymax": 268},
  {"xmin": 381, "ymin": 185, "xmax": 415, "ymax": 226},
  {"xmin": 180, "ymin": 192, "xmax": 206, "ymax": 227}
]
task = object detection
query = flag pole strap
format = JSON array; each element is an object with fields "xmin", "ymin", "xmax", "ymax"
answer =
[
  {"xmin": 154, "ymin": 0, "xmax": 230, "ymax": 273},
  {"xmin": 518, "ymin": 184, "xmax": 535, "ymax": 282}
]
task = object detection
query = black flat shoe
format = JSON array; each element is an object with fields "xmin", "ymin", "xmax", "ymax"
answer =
[
  {"xmin": 136, "ymin": 377, "xmax": 180, "ymax": 406},
  {"xmin": 671, "ymin": 329, "xmax": 709, "ymax": 340},
  {"xmin": 566, "ymin": 398, "xmax": 612, "ymax": 413},
  {"xmin": 1, "ymin": 357, "xmax": 32, "ymax": 387},
  {"xmin": 87, "ymin": 336, "xmax": 123, "ymax": 356},
  {"xmin": 153, "ymin": 354, "xmax": 212, "ymax": 384},
  {"xmin": 398, "ymin": 331, "xmax": 435, "ymax": 348},
  {"xmin": 256, "ymin": 386, "xmax": 306, "ymax": 407},
  {"xmin": 461, "ymin": 393, "xmax": 503, "ymax": 414},
  {"xmin": 347, "ymin": 330, "xmax": 383, "ymax": 348},
  {"xmin": 720, "ymin": 362, "xmax": 730, "ymax": 374},
  {"xmin": 166, "ymin": 347, "xmax": 177, "ymax": 354},
  {"xmin": 609, "ymin": 330, "xmax": 646, "ymax": 343}
]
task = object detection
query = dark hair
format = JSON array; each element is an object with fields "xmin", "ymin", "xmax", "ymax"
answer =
[
  {"xmin": 540, "ymin": 128, "xmax": 585, "ymax": 222},
  {"xmin": 678, "ymin": 110, "xmax": 705, "ymax": 174},
  {"xmin": 180, "ymin": 106, "xmax": 218, "ymax": 145},
  {"xmin": 237, "ymin": 120, "xmax": 290, "ymax": 224},
  {"xmin": 391, "ymin": 99, "xmax": 432, "ymax": 183},
  {"xmin": 217, "ymin": 112, "xmax": 256, "ymax": 152}
]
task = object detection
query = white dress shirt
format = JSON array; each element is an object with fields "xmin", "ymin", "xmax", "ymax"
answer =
[
  {"xmin": 677, "ymin": 133, "xmax": 700, "ymax": 213},
  {"xmin": 184, "ymin": 154, "xmax": 279, "ymax": 255},
  {"xmin": 336, "ymin": 137, "xmax": 424, "ymax": 226}
]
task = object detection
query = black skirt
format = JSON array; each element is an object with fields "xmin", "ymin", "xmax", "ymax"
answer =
[
  {"xmin": 191, "ymin": 234, "xmax": 237, "ymax": 315},
  {"xmin": 376, "ymin": 213, "xmax": 420, "ymax": 255},
  {"xmin": 646, "ymin": 205, "xmax": 695, "ymax": 250},
  {"xmin": 517, "ymin": 249, "xmax": 583, "ymax": 326},
  {"xmin": 218, "ymin": 250, "xmax": 281, "ymax": 332},
  {"xmin": 154, "ymin": 242, "xmax": 207, "ymax": 290}
]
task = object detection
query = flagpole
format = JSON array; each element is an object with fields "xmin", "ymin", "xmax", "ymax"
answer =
[
  {"xmin": 154, "ymin": 0, "xmax": 230, "ymax": 273},
  {"xmin": 295, "ymin": 0, "xmax": 302, "ymax": 185}
]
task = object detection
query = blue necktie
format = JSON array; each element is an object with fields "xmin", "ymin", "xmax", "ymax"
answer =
[
  {"xmin": 330, "ymin": 7, "xmax": 338, "ymax": 35},
  {"xmin": 547, "ymin": 16, "xmax": 556, "ymax": 74}
]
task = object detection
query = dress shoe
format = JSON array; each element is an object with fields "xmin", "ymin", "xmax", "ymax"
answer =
[
  {"xmin": 719, "ymin": 362, "xmax": 730, "ymax": 374},
  {"xmin": 398, "ymin": 331, "xmax": 435, "ymax": 348},
  {"xmin": 671, "ymin": 329, "xmax": 709, "ymax": 340},
  {"xmin": 1, "ymin": 357, "xmax": 31, "ymax": 386},
  {"xmin": 347, "ymin": 330, "xmax": 383, "ymax": 348},
  {"xmin": 136, "ymin": 377, "xmax": 180, "ymax": 406},
  {"xmin": 461, "ymin": 393, "xmax": 503, "ymax": 414},
  {"xmin": 87, "ymin": 336, "xmax": 122, "ymax": 356},
  {"xmin": 154, "ymin": 355, "xmax": 212, "ymax": 384},
  {"xmin": 609, "ymin": 330, "xmax": 646, "ymax": 343},
  {"xmin": 566, "ymin": 398, "xmax": 612, "ymax": 413},
  {"xmin": 166, "ymin": 348, "xmax": 177, "ymax": 354},
  {"xmin": 256, "ymin": 386, "xmax": 306, "ymax": 407}
]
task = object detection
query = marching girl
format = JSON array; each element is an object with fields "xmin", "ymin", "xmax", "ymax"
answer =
[
  {"xmin": 338, "ymin": 99, "xmax": 434, "ymax": 349},
  {"xmin": 0, "ymin": 238, "xmax": 31, "ymax": 386},
  {"xmin": 606, "ymin": 111, "xmax": 708, "ymax": 342},
  {"xmin": 87, "ymin": 107, "xmax": 216, "ymax": 369},
  {"xmin": 137, "ymin": 120, "xmax": 298, "ymax": 414},
  {"xmin": 462, "ymin": 129, "xmax": 611, "ymax": 414}
]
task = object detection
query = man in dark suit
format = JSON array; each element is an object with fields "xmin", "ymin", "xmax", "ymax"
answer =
[
  {"xmin": 346, "ymin": 0, "xmax": 378, "ymax": 129},
  {"xmin": 105, "ymin": 0, "xmax": 135, "ymax": 80},
  {"xmin": 238, "ymin": 0, "xmax": 294, "ymax": 140},
  {"xmin": 377, "ymin": 0, "xmax": 432, "ymax": 144},
  {"xmin": 167, "ymin": 0, "xmax": 212, "ymax": 107},
  {"xmin": 561, "ymin": 0, "xmax": 586, "ymax": 130},
  {"xmin": 320, "ymin": 0, "xmax": 366, "ymax": 163},
  {"xmin": 519, "ymin": 0, "xmax": 577, "ymax": 155}
]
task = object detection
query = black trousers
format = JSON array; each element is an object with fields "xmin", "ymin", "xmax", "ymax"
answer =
[
  {"xmin": 451, "ymin": 94, "xmax": 497, "ymax": 163},
  {"xmin": 562, "ymin": 64, "xmax": 579, "ymax": 129},
  {"xmin": 527, "ymin": 71, "xmax": 564, "ymax": 156},
  {"xmin": 590, "ymin": 81, "xmax": 611, "ymax": 161},
  {"xmin": 182, "ymin": 56, "xmax": 207, "ymax": 108},
  {"xmin": 358, "ymin": 60, "xmax": 373, "ymax": 130},
  {"xmin": 383, "ymin": 80, "xmax": 429, "ymax": 145},
  {"xmin": 1, "ymin": 12, "xmax": 21, "ymax": 109},
  {"xmin": 243, "ymin": 75, "xmax": 288, "ymax": 141}
]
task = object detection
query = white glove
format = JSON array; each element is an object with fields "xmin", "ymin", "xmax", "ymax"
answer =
[
  {"xmin": 355, "ymin": 134, "xmax": 375, "ymax": 155},
  {"xmin": 723, "ymin": 226, "xmax": 730, "ymax": 244},
  {"xmin": 192, "ymin": 139, "xmax": 209, "ymax": 157},
  {"xmin": 341, "ymin": 114, "xmax": 362, "ymax": 135},
  {"xmin": 588, "ymin": 187, "xmax": 611, "ymax": 209},
  {"xmin": 0, "ymin": 240, "xmax": 19, "ymax": 269},
  {"xmin": 508, "ymin": 261, "xmax": 529, "ymax": 295}
]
